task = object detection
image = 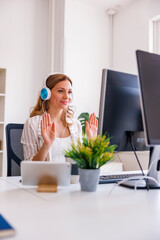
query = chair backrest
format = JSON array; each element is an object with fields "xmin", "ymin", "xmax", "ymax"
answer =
[{"xmin": 6, "ymin": 123, "xmax": 24, "ymax": 176}]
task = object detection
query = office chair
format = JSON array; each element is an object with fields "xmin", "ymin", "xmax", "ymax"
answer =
[{"xmin": 6, "ymin": 123, "xmax": 24, "ymax": 176}]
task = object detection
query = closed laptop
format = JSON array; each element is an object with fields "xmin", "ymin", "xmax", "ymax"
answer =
[{"xmin": 21, "ymin": 161, "xmax": 71, "ymax": 186}]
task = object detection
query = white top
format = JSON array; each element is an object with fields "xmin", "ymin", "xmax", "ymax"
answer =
[
  {"xmin": 21, "ymin": 115, "xmax": 82, "ymax": 161},
  {"xmin": 51, "ymin": 136, "xmax": 72, "ymax": 162}
]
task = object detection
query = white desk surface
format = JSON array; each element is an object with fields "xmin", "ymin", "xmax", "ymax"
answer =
[{"xmin": 0, "ymin": 177, "xmax": 160, "ymax": 240}]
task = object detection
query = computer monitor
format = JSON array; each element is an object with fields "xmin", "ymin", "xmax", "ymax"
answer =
[
  {"xmin": 136, "ymin": 50, "xmax": 160, "ymax": 188},
  {"xmin": 98, "ymin": 69, "xmax": 148, "ymax": 152}
]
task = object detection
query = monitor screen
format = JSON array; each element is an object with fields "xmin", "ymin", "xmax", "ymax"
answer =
[
  {"xmin": 136, "ymin": 50, "xmax": 160, "ymax": 145},
  {"xmin": 136, "ymin": 50, "xmax": 160, "ymax": 189},
  {"xmin": 98, "ymin": 69, "xmax": 148, "ymax": 151}
]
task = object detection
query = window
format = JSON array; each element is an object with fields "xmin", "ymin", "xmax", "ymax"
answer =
[{"xmin": 149, "ymin": 15, "xmax": 160, "ymax": 54}]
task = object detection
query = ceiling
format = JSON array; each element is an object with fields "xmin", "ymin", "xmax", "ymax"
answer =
[{"xmin": 79, "ymin": 0, "xmax": 135, "ymax": 12}]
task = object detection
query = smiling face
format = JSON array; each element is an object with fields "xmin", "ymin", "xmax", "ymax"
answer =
[{"xmin": 49, "ymin": 80, "xmax": 72, "ymax": 111}]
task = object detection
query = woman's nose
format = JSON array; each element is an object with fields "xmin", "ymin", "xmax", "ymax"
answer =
[{"xmin": 64, "ymin": 92, "xmax": 69, "ymax": 99}]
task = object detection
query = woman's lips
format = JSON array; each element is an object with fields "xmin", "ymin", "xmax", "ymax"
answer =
[{"xmin": 60, "ymin": 101, "xmax": 69, "ymax": 105}]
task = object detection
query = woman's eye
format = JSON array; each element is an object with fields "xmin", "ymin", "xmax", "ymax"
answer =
[{"xmin": 57, "ymin": 89, "xmax": 72, "ymax": 94}]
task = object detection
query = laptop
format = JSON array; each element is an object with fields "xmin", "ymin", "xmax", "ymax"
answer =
[{"xmin": 21, "ymin": 161, "xmax": 71, "ymax": 186}]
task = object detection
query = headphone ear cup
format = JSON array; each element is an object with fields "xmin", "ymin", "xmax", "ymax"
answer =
[{"xmin": 40, "ymin": 87, "xmax": 51, "ymax": 100}]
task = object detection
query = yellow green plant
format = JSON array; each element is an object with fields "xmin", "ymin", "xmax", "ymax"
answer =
[{"xmin": 65, "ymin": 134, "xmax": 117, "ymax": 169}]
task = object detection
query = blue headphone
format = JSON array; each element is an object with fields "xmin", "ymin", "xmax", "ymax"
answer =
[
  {"xmin": 40, "ymin": 73, "xmax": 60, "ymax": 101},
  {"xmin": 40, "ymin": 84, "xmax": 51, "ymax": 101}
]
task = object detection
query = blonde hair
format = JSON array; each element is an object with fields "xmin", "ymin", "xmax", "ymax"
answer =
[{"xmin": 30, "ymin": 74, "xmax": 74, "ymax": 126}]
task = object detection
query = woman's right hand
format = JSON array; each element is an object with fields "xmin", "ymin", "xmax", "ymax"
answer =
[{"xmin": 41, "ymin": 112, "xmax": 56, "ymax": 147}]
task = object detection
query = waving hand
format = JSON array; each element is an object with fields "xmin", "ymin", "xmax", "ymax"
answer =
[
  {"xmin": 85, "ymin": 113, "xmax": 98, "ymax": 139},
  {"xmin": 41, "ymin": 112, "xmax": 56, "ymax": 147}
]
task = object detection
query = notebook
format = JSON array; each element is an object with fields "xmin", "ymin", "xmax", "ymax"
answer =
[
  {"xmin": 21, "ymin": 161, "xmax": 71, "ymax": 186},
  {"xmin": 0, "ymin": 214, "xmax": 15, "ymax": 238}
]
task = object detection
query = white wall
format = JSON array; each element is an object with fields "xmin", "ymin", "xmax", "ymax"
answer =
[
  {"xmin": 0, "ymin": 0, "xmax": 110, "ymax": 121},
  {"xmin": 0, "ymin": 0, "xmax": 109, "ymax": 175},
  {"xmin": 0, "ymin": 0, "xmax": 51, "ymax": 124},
  {"xmin": 112, "ymin": 0, "xmax": 160, "ymax": 74},
  {"xmin": 64, "ymin": 0, "xmax": 109, "ymax": 117},
  {"xmin": 111, "ymin": 0, "xmax": 160, "ymax": 171},
  {"xmin": 0, "ymin": 0, "xmax": 51, "ymax": 175}
]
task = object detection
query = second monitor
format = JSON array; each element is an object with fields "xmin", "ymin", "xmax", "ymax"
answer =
[{"xmin": 98, "ymin": 69, "xmax": 148, "ymax": 152}]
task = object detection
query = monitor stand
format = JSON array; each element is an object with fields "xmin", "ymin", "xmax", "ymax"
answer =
[{"xmin": 119, "ymin": 146, "xmax": 160, "ymax": 189}]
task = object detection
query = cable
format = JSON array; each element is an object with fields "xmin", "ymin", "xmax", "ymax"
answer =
[
  {"xmin": 127, "ymin": 131, "xmax": 150, "ymax": 190},
  {"xmin": 42, "ymin": 101, "xmax": 46, "ymax": 113},
  {"xmin": 108, "ymin": 175, "xmax": 159, "ymax": 194},
  {"xmin": 127, "ymin": 131, "xmax": 145, "ymax": 176},
  {"xmin": 117, "ymin": 175, "xmax": 159, "ymax": 190},
  {"xmin": 107, "ymin": 133, "xmax": 160, "ymax": 192}
]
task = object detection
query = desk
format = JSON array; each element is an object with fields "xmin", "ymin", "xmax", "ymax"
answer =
[{"xmin": 0, "ymin": 177, "xmax": 160, "ymax": 240}]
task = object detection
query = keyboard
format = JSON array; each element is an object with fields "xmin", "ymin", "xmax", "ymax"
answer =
[{"xmin": 99, "ymin": 172, "xmax": 143, "ymax": 184}]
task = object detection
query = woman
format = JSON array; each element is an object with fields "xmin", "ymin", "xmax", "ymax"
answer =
[{"xmin": 21, "ymin": 73, "xmax": 98, "ymax": 162}]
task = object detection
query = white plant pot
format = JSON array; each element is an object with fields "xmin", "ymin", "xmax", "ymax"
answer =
[{"xmin": 78, "ymin": 168, "xmax": 100, "ymax": 192}]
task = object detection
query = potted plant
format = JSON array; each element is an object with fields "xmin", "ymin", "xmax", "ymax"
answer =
[
  {"xmin": 78, "ymin": 112, "xmax": 90, "ymax": 134},
  {"xmin": 65, "ymin": 134, "xmax": 117, "ymax": 192}
]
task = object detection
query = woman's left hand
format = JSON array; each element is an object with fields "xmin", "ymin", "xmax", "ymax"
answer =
[{"xmin": 85, "ymin": 113, "xmax": 98, "ymax": 139}]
